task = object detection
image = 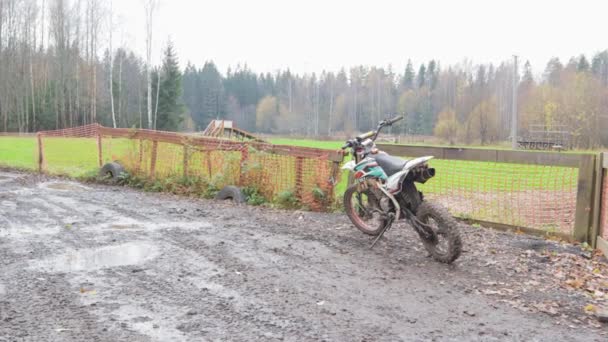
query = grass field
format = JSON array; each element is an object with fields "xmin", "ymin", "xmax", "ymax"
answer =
[
  {"xmin": 0, "ymin": 137, "xmax": 103, "ymax": 176},
  {"xmin": 270, "ymin": 138, "xmax": 579, "ymax": 193},
  {"xmin": 0, "ymin": 136, "xmax": 580, "ymax": 193},
  {"xmin": 0, "ymin": 137, "xmax": 37, "ymax": 170},
  {"xmin": 0, "ymin": 135, "xmax": 582, "ymax": 233}
]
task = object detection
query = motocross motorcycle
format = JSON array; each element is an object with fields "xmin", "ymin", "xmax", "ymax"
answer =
[{"xmin": 341, "ymin": 116, "xmax": 462, "ymax": 264}]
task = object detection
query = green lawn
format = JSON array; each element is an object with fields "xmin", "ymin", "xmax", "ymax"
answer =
[
  {"xmin": 269, "ymin": 138, "xmax": 579, "ymax": 193},
  {"xmin": 0, "ymin": 136, "xmax": 580, "ymax": 194},
  {"xmin": 0, "ymin": 137, "xmax": 37, "ymax": 170},
  {"xmin": 270, "ymin": 138, "xmax": 344, "ymax": 150},
  {"xmin": 0, "ymin": 136, "xmax": 105, "ymax": 176}
]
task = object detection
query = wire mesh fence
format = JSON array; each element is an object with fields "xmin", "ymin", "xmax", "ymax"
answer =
[
  {"xmin": 37, "ymin": 124, "xmax": 342, "ymax": 211},
  {"xmin": 27, "ymin": 125, "xmax": 606, "ymax": 243},
  {"xmin": 418, "ymin": 160, "xmax": 578, "ymax": 235},
  {"xmin": 377, "ymin": 144, "xmax": 586, "ymax": 237}
]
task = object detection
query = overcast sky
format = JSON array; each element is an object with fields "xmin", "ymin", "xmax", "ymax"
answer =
[{"xmin": 112, "ymin": 0, "xmax": 607, "ymax": 75}]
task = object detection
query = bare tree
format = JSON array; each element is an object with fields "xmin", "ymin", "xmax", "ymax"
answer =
[
  {"xmin": 143, "ymin": 0, "xmax": 158, "ymax": 129},
  {"xmin": 108, "ymin": 0, "xmax": 116, "ymax": 127}
]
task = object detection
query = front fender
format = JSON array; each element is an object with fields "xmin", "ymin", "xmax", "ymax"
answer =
[{"xmin": 341, "ymin": 160, "xmax": 356, "ymax": 172}]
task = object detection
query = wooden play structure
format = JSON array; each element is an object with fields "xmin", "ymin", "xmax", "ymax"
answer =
[{"xmin": 200, "ymin": 120, "xmax": 265, "ymax": 142}]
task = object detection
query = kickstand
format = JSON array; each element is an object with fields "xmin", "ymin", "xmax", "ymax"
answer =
[{"xmin": 370, "ymin": 212, "xmax": 395, "ymax": 249}]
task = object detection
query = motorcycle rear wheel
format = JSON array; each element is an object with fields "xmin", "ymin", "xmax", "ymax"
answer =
[
  {"xmin": 343, "ymin": 184, "xmax": 387, "ymax": 236},
  {"xmin": 416, "ymin": 201, "xmax": 462, "ymax": 264}
]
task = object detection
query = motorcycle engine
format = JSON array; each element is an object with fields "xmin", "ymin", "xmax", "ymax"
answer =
[{"xmin": 379, "ymin": 196, "xmax": 392, "ymax": 212}]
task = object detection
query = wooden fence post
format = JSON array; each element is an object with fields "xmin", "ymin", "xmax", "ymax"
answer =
[
  {"xmin": 295, "ymin": 157, "xmax": 304, "ymax": 200},
  {"xmin": 150, "ymin": 140, "xmax": 158, "ymax": 178},
  {"xmin": 590, "ymin": 152, "xmax": 604, "ymax": 248},
  {"xmin": 239, "ymin": 145, "xmax": 249, "ymax": 186},
  {"xmin": 573, "ymin": 154, "xmax": 596, "ymax": 242},
  {"xmin": 97, "ymin": 133, "xmax": 103, "ymax": 167},
  {"xmin": 37, "ymin": 133, "xmax": 45, "ymax": 173},
  {"xmin": 206, "ymin": 151, "xmax": 212, "ymax": 178},
  {"xmin": 137, "ymin": 139, "xmax": 144, "ymax": 172},
  {"xmin": 183, "ymin": 144, "xmax": 189, "ymax": 178}
]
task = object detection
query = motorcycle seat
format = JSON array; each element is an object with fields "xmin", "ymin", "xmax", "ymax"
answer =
[{"xmin": 372, "ymin": 153, "xmax": 408, "ymax": 176}]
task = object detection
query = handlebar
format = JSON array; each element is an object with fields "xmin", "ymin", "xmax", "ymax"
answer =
[
  {"xmin": 387, "ymin": 116, "xmax": 404, "ymax": 125},
  {"xmin": 342, "ymin": 115, "xmax": 404, "ymax": 150}
]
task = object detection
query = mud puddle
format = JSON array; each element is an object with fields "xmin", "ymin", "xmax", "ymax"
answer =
[
  {"xmin": 0, "ymin": 172, "xmax": 19, "ymax": 184},
  {"xmin": 31, "ymin": 242, "xmax": 159, "ymax": 272},
  {"xmin": 39, "ymin": 181, "xmax": 90, "ymax": 192},
  {"xmin": 113, "ymin": 305, "xmax": 186, "ymax": 341}
]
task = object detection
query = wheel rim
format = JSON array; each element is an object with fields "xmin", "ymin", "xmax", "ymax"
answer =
[
  {"xmin": 424, "ymin": 216, "xmax": 450, "ymax": 255},
  {"xmin": 347, "ymin": 189, "xmax": 384, "ymax": 231}
]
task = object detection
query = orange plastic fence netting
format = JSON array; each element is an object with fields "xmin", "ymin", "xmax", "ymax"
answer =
[
  {"xmin": 37, "ymin": 124, "xmax": 342, "ymax": 211},
  {"xmin": 36, "ymin": 124, "xmax": 102, "ymax": 175},
  {"xmin": 601, "ymin": 170, "xmax": 608, "ymax": 240}
]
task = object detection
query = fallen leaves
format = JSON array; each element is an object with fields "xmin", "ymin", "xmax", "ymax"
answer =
[
  {"xmin": 462, "ymin": 224, "xmax": 608, "ymax": 328},
  {"xmin": 584, "ymin": 304, "xmax": 596, "ymax": 313}
]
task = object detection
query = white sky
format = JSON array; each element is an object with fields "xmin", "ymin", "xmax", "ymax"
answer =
[{"xmin": 112, "ymin": 0, "xmax": 608, "ymax": 75}]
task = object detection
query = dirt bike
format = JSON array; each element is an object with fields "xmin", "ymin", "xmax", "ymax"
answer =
[{"xmin": 341, "ymin": 116, "xmax": 462, "ymax": 264}]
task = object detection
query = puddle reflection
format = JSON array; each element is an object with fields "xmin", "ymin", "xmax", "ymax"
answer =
[{"xmin": 32, "ymin": 242, "xmax": 159, "ymax": 272}]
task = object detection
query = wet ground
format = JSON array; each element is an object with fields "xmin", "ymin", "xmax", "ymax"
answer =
[{"xmin": 0, "ymin": 170, "xmax": 606, "ymax": 341}]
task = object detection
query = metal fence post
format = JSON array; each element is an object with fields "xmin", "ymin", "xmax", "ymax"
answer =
[{"xmin": 573, "ymin": 154, "xmax": 596, "ymax": 243}]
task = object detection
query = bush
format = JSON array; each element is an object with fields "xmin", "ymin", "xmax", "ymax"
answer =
[
  {"xmin": 275, "ymin": 189, "xmax": 300, "ymax": 209},
  {"xmin": 242, "ymin": 186, "xmax": 267, "ymax": 206}
]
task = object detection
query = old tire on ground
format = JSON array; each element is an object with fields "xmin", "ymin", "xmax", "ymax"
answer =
[
  {"xmin": 416, "ymin": 201, "xmax": 462, "ymax": 264},
  {"xmin": 215, "ymin": 186, "xmax": 246, "ymax": 204},
  {"xmin": 343, "ymin": 184, "xmax": 386, "ymax": 236},
  {"xmin": 99, "ymin": 162, "xmax": 126, "ymax": 182}
]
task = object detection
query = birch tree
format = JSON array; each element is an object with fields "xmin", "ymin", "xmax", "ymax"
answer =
[{"xmin": 143, "ymin": 0, "xmax": 158, "ymax": 129}]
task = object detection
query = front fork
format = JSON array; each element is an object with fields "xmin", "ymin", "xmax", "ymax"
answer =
[{"xmin": 368, "ymin": 187, "xmax": 437, "ymax": 249}]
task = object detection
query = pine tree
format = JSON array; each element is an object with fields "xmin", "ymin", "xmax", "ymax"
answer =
[
  {"xmin": 402, "ymin": 59, "xmax": 415, "ymax": 89},
  {"xmin": 155, "ymin": 42, "xmax": 185, "ymax": 131},
  {"xmin": 522, "ymin": 60, "xmax": 534, "ymax": 84},
  {"xmin": 577, "ymin": 54, "xmax": 590, "ymax": 72},
  {"xmin": 544, "ymin": 57, "xmax": 563, "ymax": 86},
  {"xmin": 417, "ymin": 64, "xmax": 426, "ymax": 89},
  {"xmin": 198, "ymin": 61, "xmax": 225, "ymax": 127}
]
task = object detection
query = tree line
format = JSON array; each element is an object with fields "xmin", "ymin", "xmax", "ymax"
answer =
[
  {"xmin": 1, "ymin": 0, "xmax": 607, "ymax": 148},
  {"xmin": 184, "ymin": 53, "xmax": 608, "ymax": 148}
]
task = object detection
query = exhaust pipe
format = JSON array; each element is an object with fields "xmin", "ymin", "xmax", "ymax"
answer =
[{"xmin": 415, "ymin": 168, "xmax": 435, "ymax": 184}]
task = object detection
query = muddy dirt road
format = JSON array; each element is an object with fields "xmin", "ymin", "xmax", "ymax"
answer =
[{"xmin": 0, "ymin": 171, "xmax": 605, "ymax": 341}]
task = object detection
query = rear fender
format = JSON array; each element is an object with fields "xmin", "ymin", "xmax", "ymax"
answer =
[{"xmin": 385, "ymin": 156, "xmax": 434, "ymax": 193}]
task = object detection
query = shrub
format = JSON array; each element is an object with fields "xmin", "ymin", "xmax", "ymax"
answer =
[
  {"xmin": 242, "ymin": 186, "xmax": 267, "ymax": 206},
  {"xmin": 275, "ymin": 189, "xmax": 300, "ymax": 209}
]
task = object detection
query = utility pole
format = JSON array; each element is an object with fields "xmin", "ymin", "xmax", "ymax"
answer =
[{"xmin": 511, "ymin": 55, "xmax": 519, "ymax": 150}]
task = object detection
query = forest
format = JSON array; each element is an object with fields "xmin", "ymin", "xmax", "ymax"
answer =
[{"xmin": 1, "ymin": 0, "xmax": 607, "ymax": 148}]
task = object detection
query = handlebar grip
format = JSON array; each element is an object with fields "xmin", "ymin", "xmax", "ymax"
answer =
[
  {"xmin": 388, "ymin": 116, "xmax": 404, "ymax": 125},
  {"xmin": 341, "ymin": 142, "xmax": 351, "ymax": 150}
]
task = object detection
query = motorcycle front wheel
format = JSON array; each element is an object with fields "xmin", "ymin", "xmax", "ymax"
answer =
[
  {"xmin": 416, "ymin": 201, "xmax": 462, "ymax": 264},
  {"xmin": 343, "ymin": 184, "xmax": 387, "ymax": 236}
]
